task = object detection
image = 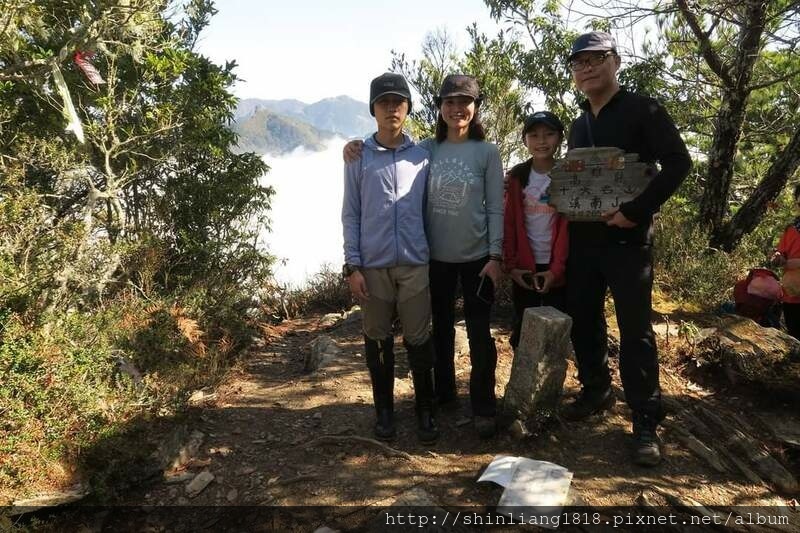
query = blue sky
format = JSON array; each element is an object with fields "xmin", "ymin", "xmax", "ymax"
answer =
[{"xmin": 196, "ymin": 0, "xmax": 500, "ymax": 103}]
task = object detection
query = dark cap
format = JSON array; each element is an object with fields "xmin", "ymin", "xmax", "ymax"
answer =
[
  {"xmin": 522, "ymin": 111, "xmax": 564, "ymax": 138},
  {"xmin": 568, "ymin": 31, "xmax": 617, "ymax": 61},
  {"xmin": 369, "ymin": 72, "xmax": 412, "ymax": 116},
  {"xmin": 434, "ymin": 74, "xmax": 482, "ymax": 106}
]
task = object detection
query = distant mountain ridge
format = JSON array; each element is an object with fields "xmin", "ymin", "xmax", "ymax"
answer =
[{"xmin": 233, "ymin": 95, "xmax": 372, "ymax": 156}]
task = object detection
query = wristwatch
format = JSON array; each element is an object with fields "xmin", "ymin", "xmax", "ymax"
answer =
[{"xmin": 342, "ymin": 263, "xmax": 361, "ymax": 279}]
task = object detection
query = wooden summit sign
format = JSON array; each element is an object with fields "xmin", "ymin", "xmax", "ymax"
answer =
[{"xmin": 548, "ymin": 147, "xmax": 656, "ymax": 221}]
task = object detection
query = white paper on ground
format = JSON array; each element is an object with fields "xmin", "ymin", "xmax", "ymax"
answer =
[
  {"xmin": 479, "ymin": 456, "xmax": 573, "ymax": 530},
  {"xmin": 476, "ymin": 455, "xmax": 520, "ymax": 487}
]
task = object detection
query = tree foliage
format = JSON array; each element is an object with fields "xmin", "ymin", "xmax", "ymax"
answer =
[
  {"xmin": 390, "ymin": 26, "xmax": 528, "ymax": 164},
  {"xmin": 0, "ymin": 0, "xmax": 273, "ymax": 496},
  {"xmin": 475, "ymin": 0, "xmax": 800, "ymax": 251},
  {"xmin": 0, "ymin": 0, "xmax": 273, "ymax": 311}
]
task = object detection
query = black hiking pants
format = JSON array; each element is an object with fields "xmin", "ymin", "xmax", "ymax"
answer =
[
  {"xmin": 566, "ymin": 241, "xmax": 662, "ymax": 421},
  {"xmin": 429, "ymin": 256, "xmax": 497, "ymax": 417}
]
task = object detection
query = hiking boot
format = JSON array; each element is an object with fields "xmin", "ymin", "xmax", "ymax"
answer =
[
  {"xmin": 560, "ymin": 388, "xmax": 615, "ymax": 421},
  {"xmin": 474, "ymin": 415, "xmax": 496, "ymax": 439},
  {"xmin": 632, "ymin": 415, "xmax": 662, "ymax": 466}
]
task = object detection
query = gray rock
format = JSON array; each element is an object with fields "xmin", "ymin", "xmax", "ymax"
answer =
[
  {"xmin": 652, "ymin": 322, "xmax": 679, "ymax": 338},
  {"xmin": 226, "ymin": 488, "xmax": 238, "ymax": 502},
  {"xmin": 305, "ymin": 335, "xmax": 342, "ymax": 372},
  {"xmin": 314, "ymin": 527, "xmax": 340, "ymax": 533},
  {"xmin": 508, "ymin": 418, "xmax": 530, "ymax": 440},
  {"xmin": 10, "ymin": 484, "xmax": 89, "ymax": 515},
  {"xmin": 188, "ymin": 389, "xmax": 217, "ymax": 407},
  {"xmin": 115, "ymin": 356, "xmax": 142, "ymax": 386},
  {"xmin": 185, "ymin": 470, "xmax": 215, "ymax": 498},
  {"xmin": 319, "ymin": 313, "xmax": 342, "ymax": 327},
  {"xmin": 367, "ymin": 488, "xmax": 455, "ymax": 532},
  {"xmin": 390, "ymin": 487, "xmax": 438, "ymax": 506},
  {"xmin": 341, "ymin": 306, "xmax": 362, "ymax": 325},
  {"xmin": 503, "ymin": 307, "xmax": 572, "ymax": 430},
  {"xmin": 171, "ymin": 430, "xmax": 205, "ymax": 470}
]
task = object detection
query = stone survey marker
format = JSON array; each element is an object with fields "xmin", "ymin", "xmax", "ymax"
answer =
[
  {"xmin": 549, "ymin": 147, "xmax": 656, "ymax": 221},
  {"xmin": 503, "ymin": 306, "xmax": 572, "ymax": 433}
]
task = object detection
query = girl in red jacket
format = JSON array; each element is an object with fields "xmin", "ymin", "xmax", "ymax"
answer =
[{"xmin": 503, "ymin": 111, "xmax": 569, "ymax": 348}]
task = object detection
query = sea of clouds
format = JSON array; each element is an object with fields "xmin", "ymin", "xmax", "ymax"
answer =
[{"xmin": 259, "ymin": 137, "xmax": 348, "ymax": 288}]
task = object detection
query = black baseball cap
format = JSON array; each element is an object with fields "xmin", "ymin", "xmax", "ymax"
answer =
[
  {"xmin": 369, "ymin": 72, "xmax": 412, "ymax": 116},
  {"xmin": 522, "ymin": 111, "xmax": 564, "ymax": 138},
  {"xmin": 434, "ymin": 74, "xmax": 482, "ymax": 106},
  {"xmin": 568, "ymin": 31, "xmax": 617, "ymax": 61}
]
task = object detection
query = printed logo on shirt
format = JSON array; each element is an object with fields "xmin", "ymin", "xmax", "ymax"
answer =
[
  {"xmin": 524, "ymin": 185, "xmax": 556, "ymax": 216},
  {"xmin": 429, "ymin": 157, "xmax": 477, "ymax": 215}
]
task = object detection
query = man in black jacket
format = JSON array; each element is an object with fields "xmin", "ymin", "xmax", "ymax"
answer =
[{"xmin": 561, "ymin": 31, "xmax": 692, "ymax": 466}]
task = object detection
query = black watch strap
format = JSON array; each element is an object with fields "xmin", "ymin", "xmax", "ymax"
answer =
[{"xmin": 342, "ymin": 263, "xmax": 361, "ymax": 278}]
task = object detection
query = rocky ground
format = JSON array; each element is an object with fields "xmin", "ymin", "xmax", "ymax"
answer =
[{"xmin": 12, "ymin": 304, "xmax": 800, "ymax": 532}]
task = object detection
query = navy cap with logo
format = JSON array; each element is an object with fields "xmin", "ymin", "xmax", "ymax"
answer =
[
  {"xmin": 521, "ymin": 111, "xmax": 564, "ymax": 139},
  {"xmin": 434, "ymin": 74, "xmax": 482, "ymax": 106},
  {"xmin": 568, "ymin": 31, "xmax": 617, "ymax": 61},
  {"xmin": 369, "ymin": 72, "xmax": 412, "ymax": 116}
]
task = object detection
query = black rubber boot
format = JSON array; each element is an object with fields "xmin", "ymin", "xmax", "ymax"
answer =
[
  {"xmin": 364, "ymin": 336, "xmax": 396, "ymax": 441},
  {"xmin": 406, "ymin": 337, "xmax": 439, "ymax": 444}
]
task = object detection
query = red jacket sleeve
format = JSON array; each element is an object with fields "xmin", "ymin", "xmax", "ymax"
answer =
[
  {"xmin": 503, "ymin": 174, "xmax": 519, "ymax": 271},
  {"xmin": 549, "ymin": 214, "xmax": 569, "ymax": 285}
]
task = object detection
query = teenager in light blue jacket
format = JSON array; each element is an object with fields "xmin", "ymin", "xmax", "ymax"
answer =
[{"xmin": 341, "ymin": 72, "xmax": 438, "ymax": 444}]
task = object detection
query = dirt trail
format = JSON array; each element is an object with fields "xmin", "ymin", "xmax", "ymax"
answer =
[{"xmin": 105, "ymin": 309, "xmax": 798, "ymax": 530}]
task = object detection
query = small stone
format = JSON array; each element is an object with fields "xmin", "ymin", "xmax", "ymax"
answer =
[
  {"xmin": 509, "ymin": 419, "xmax": 530, "ymax": 440},
  {"xmin": 164, "ymin": 470, "xmax": 194, "ymax": 484},
  {"xmin": 319, "ymin": 313, "xmax": 342, "ymax": 327},
  {"xmin": 226, "ymin": 488, "xmax": 238, "ymax": 502},
  {"xmin": 313, "ymin": 412, "xmax": 323, "ymax": 420},
  {"xmin": 239, "ymin": 466, "xmax": 256, "ymax": 475},
  {"xmin": 185, "ymin": 470, "xmax": 215, "ymax": 498},
  {"xmin": 455, "ymin": 417, "xmax": 471, "ymax": 427},
  {"xmin": 305, "ymin": 335, "xmax": 342, "ymax": 372},
  {"xmin": 210, "ymin": 446, "xmax": 232, "ymax": 456},
  {"xmin": 188, "ymin": 390, "xmax": 205, "ymax": 406}
]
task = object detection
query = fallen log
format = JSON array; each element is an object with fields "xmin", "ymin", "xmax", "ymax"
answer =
[{"xmin": 696, "ymin": 315, "xmax": 800, "ymax": 402}]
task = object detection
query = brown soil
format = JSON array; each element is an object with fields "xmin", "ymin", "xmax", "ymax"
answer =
[{"xmin": 94, "ymin": 307, "xmax": 799, "ymax": 530}]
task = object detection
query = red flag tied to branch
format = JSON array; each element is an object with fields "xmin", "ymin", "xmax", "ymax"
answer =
[{"xmin": 73, "ymin": 51, "xmax": 106, "ymax": 85}]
